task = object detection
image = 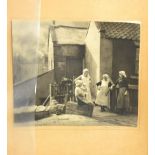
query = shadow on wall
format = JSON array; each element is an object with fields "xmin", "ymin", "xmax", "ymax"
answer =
[
  {"xmin": 14, "ymin": 70, "xmax": 54, "ymax": 108},
  {"xmin": 85, "ymin": 45, "xmax": 98, "ymax": 99}
]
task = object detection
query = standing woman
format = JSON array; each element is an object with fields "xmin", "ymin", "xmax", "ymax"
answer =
[
  {"xmin": 74, "ymin": 68, "xmax": 92, "ymax": 102},
  {"xmin": 115, "ymin": 71, "xmax": 130, "ymax": 114},
  {"xmin": 95, "ymin": 74, "xmax": 114, "ymax": 112}
]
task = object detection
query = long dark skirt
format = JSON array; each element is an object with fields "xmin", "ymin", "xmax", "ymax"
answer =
[{"xmin": 117, "ymin": 87, "xmax": 130, "ymax": 113}]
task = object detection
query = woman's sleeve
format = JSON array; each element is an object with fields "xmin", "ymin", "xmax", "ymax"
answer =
[
  {"xmin": 114, "ymin": 79, "xmax": 119, "ymax": 88},
  {"xmin": 108, "ymin": 82, "xmax": 112, "ymax": 88},
  {"xmin": 74, "ymin": 75, "xmax": 82, "ymax": 82},
  {"xmin": 108, "ymin": 78, "xmax": 114, "ymax": 87},
  {"xmin": 96, "ymin": 81, "xmax": 101, "ymax": 86}
]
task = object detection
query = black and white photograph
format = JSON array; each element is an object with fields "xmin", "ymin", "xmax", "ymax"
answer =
[{"xmin": 12, "ymin": 21, "xmax": 140, "ymax": 126}]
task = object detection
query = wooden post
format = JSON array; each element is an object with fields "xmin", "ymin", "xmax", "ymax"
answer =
[
  {"xmin": 49, "ymin": 84, "xmax": 52, "ymax": 104},
  {"xmin": 72, "ymin": 76, "xmax": 75, "ymax": 101}
]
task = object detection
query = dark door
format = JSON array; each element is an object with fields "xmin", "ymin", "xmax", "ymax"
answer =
[
  {"xmin": 66, "ymin": 57, "xmax": 83, "ymax": 79},
  {"xmin": 112, "ymin": 39, "xmax": 136, "ymax": 81},
  {"xmin": 54, "ymin": 57, "xmax": 66, "ymax": 82}
]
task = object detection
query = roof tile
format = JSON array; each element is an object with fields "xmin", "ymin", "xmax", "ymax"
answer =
[{"xmin": 97, "ymin": 22, "xmax": 140, "ymax": 41}]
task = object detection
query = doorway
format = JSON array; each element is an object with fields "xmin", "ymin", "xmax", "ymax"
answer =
[{"xmin": 66, "ymin": 57, "xmax": 83, "ymax": 79}]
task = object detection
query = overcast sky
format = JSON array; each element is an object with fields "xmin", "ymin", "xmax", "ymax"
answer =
[{"xmin": 12, "ymin": 21, "xmax": 89, "ymax": 63}]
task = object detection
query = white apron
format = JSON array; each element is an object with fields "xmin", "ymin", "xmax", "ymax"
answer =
[{"xmin": 95, "ymin": 80, "xmax": 110, "ymax": 107}]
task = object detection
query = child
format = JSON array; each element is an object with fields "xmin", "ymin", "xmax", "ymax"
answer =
[
  {"xmin": 75, "ymin": 80, "xmax": 92, "ymax": 105},
  {"xmin": 75, "ymin": 80, "xmax": 86, "ymax": 102}
]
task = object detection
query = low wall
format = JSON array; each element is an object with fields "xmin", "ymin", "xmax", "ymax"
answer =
[
  {"xmin": 14, "ymin": 70, "xmax": 54, "ymax": 108},
  {"xmin": 14, "ymin": 78, "xmax": 37, "ymax": 108},
  {"xmin": 36, "ymin": 70, "xmax": 54, "ymax": 105}
]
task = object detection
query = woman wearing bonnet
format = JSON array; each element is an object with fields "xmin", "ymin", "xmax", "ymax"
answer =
[
  {"xmin": 74, "ymin": 68, "xmax": 92, "ymax": 102},
  {"xmin": 115, "ymin": 71, "xmax": 130, "ymax": 114},
  {"xmin": 95, "ymin": 74, "xmax": 114, "ymax": 112}
]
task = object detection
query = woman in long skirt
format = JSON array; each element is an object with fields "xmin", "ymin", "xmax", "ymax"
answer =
[
  {"xmin": 74, "ymin": 68, "xmax": 92, "ymax": 102},
  {"xmin": 95, "ymin": 74, "xmax": 114, "ymax": 112},
  {"xmin": 115, "ymin": 71, "xmax": 130, "ymax": 114}
]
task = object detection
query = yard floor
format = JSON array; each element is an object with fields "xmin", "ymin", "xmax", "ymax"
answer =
[{"xmin": 35, "ymin": 106, "xmax": 137, "ymax": 127}]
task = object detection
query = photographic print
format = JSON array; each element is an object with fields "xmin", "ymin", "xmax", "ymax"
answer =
[{"xmin": 12, "ymin": 21, "xmax": 140, "ymax": 126}]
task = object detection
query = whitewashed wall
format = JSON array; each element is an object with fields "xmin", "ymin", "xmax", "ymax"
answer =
[{"xmin": 85, "ymin": 21, "xmax": 101, "ymax": 97}]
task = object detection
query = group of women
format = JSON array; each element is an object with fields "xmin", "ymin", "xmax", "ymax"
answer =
[{"xmin": 74, "ymin": 68, "xmax": 130, "ymax": 115}]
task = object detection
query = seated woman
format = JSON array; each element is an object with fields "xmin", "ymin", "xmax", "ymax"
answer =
[
  {"xmin": 75, "ymin": 80, "xmax": 92, "ymax": 106},
  {"xmin": 95, "ymin": 74, "xmax": 114, "ymax": 112},
  {"xmin": 74, "ymin": 68, "xmax": 92, "ymax": 102}
]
